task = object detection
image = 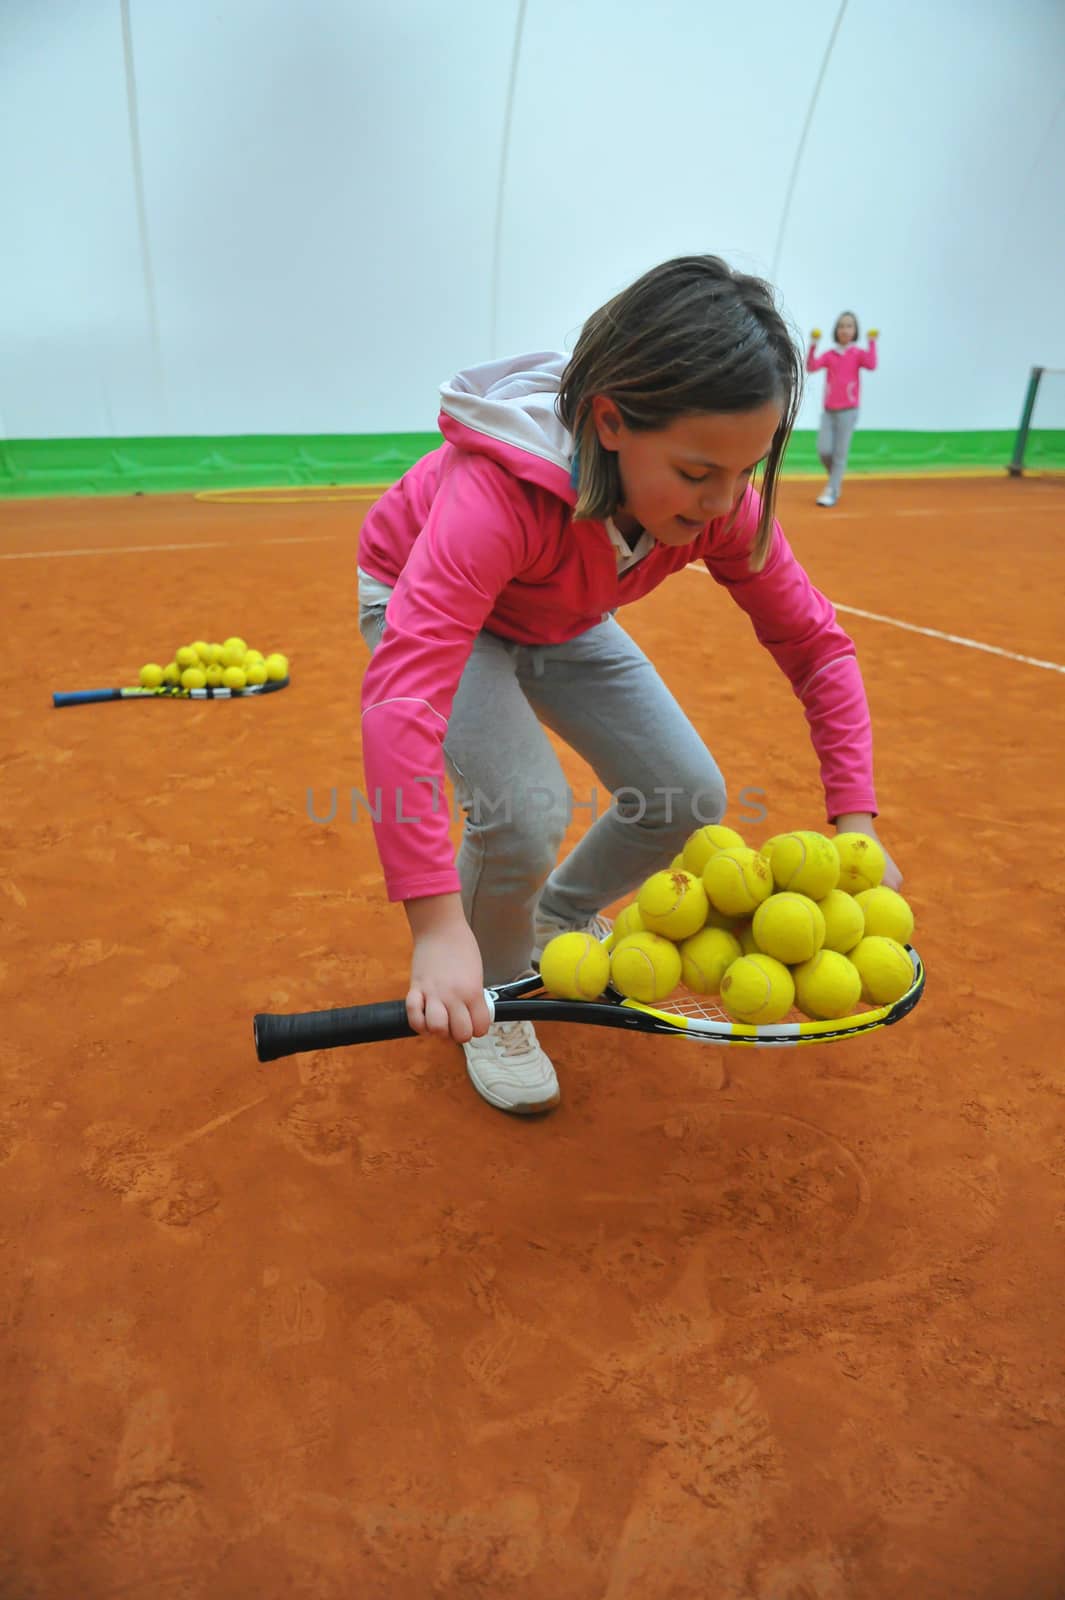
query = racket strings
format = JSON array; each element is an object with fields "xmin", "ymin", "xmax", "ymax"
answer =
[
  {"xmin": 651, "ymin": 986, "xmax": 879, "ymax": 1026},
  {"xmin": 638, "ymin": 985, "xmax": 879, "ymax": 1027},
  {"xmin": 635, "ymin": 986, "xmax": 733, "ymax": 1024}
]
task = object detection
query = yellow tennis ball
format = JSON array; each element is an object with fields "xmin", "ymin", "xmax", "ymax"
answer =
[
  {"xmin": 180, "ymin": 666, "xmax": 207, "ymax": 690},
  {"xmin": 681, "ymin": 823, "xmax": 745, "ymax": 876},
  {"xmin": 833, "ymin": 833, "xmax": 886, "ymax": 894},
  {"xmin": 175, "ymin": 645, "xmax": 199, "ymax": 668},
  {"xmin": 758, "ymin": 833, "xmax": 786, "ymax": 860},
  {"xmin": 161, "ymin": 661, "xmax": 181, "ymax": 685},
  {"xmin": 138, "ymin": 662, "xmax": 164, "ymax": 688},
  {"xmin": 752, "ymin": 892, "xmax": 826, "ymax": 964},
  {"xmin": 669, "ymin": 852, "xmax": 684, "ymax": 869},
  {"xmin": 609, "ymin": 932, "xmax": 682, "ymax": 1003},
  {"xmin": 816, "ymin": 889, "xmax": 865, "ymax": 954},
  {"xmin": 678, "ymin": 926, "xmax": 742, "ymax": 995},
  {"xmin": 793, "ymin": 949, "xmax": 863, "ymax": 1020},
  {"xmin": 244, "ymin": 660, "xmax": 268, "ymax": 685},
  {"xmin": 220, "ymin": 642, "xmax": 246, "ymax": 668},
  {"xmin": 192, "ymin": 640, "xmax": 211, "ymax": 663},
  {"xmin": 737, "ymin": 920, "xmax": 759, "ymax": 954},
  {"xmin": 849, "ymin": 936, "xmax": 912, "ymax": 1004},
  {"xmin": 243, "ymin": 649, "xmax": 265, "ymax": 664},
  {"xmin": 636, "ymin": 869, "xmax": 709, "ymax": 940},
  {"xmin": 608, "ymin": 901, "xmax": 645, "ymax": 948},
  {"xmin": 264, "ymin": 652, "xmax": 289, "ymax": 681},
  {"xmin": 719, "ymin": 953, "xmax": 795, "ymax": 1025},
  {"xmin": 702, "ymin": 846, "xmax": 773, "ymax": 917},
  {"xmin": 767, "ymin": 830, "xmax": 841, "ymax": 898},
  {"xmin": 205, "ymin": 663, "xmax": 225, "ymax": 687},
  {"xmin": 223, "ymin": 635, "xmax": 248, "ymax": 656},
  {"xmin": 854, "ymin": 887, "xmax": 914, "ymax": 944},
  {"xmin": 539, "ymin": 932, "xmax": 611, "ymax": 1001},
  {"xmin": 222, "ymin": 666, "xmax": 247, "ymax": 690},
  {"xmin": 206, "ymin": 643, "xmax": 226, "ymax": 666}
]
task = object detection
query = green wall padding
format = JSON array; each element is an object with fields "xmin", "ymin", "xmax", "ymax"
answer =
[
  {"xmin": 0, "ymin": 433, "xmax": 441, "ymax": 499},
  {"xmin": 1, "ymin": 429, "xmax": 1063, "ymax": 499},
  {"xmin": 782, "ymin": 429, "xmax": 1065, "ymax": 473}
]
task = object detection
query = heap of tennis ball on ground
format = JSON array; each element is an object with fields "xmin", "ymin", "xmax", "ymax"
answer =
[
  {"xmin": 138, "ymin": 637, "xmax": 290, "ymax": 692},
  {"xmin": 538, "ymin": 826, "xmax": 916, "ymax": 1026}
]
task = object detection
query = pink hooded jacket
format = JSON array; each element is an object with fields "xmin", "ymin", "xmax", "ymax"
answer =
[
  {"xmin": 359, "ymin": 354, "xmax": 878, "ymax": 902},
  {"xmin": 806, "ymin": 337, "xmax": 878, "ymax": 410}
]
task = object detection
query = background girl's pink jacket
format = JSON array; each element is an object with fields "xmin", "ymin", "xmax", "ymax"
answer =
[
  {"xmin": 359, "ymin": 356, "xmax": 878, "ymax": 903},
  {"xmin": 807, "ymin": 338, "xmax": 878, "ymax": 410}
]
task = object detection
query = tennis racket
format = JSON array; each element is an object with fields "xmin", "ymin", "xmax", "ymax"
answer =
[
  {"xmin": 53, "ymin": 676, "xmax": 289, "ymax": 707},
  {"xmin": 254, "ymin": 944, "xmax": 925, "ymax": 1062}
]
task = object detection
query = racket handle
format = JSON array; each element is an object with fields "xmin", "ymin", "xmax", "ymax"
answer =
[
  {"xmin": 53, "ymin": 689, "xmax": 122, "ymax": 706},
  {"xmin": 254, "ymin": 999, "xmax": 416, "ymax": 1061}
]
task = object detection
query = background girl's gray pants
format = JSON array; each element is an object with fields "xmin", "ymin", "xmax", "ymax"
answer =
[
  {"xmin": 358, "ymin": 572, "xmax": 727, "ymax": 983},
  {"xmin": 817, "ymin": 407, "xmax": 860, "ymax": 496}
]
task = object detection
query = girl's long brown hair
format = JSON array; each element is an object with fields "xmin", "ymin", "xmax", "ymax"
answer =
[{"xmin": 557, "ymin": 256, "xmax": 803, "ymax": 570}]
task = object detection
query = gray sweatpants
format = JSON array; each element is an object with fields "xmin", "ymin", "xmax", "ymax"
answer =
[
  {"xmin": 817, "ymin": 407, "xmax": 859, "ymax": 497},
  {"xmin": 358, "ymin": 573, "xmax": 727, "ymax": 982}
]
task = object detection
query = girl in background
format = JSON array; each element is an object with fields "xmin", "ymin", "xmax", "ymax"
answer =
[
  {"xmin": 357, "ymin": 259, "xmax": 900, "ymax": 1116},
  {"xmin": 807, "ymin": 313, "xmax": 879, "ymax": 506}
]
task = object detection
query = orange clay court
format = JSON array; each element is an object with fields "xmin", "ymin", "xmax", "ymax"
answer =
[{"xmin": 2, "ymin": 472, "xmax": 1064, "ymax": 1599}]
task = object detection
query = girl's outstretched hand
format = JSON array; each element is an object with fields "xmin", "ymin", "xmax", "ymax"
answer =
[
  {"xmin": 833, "ymin": 814, "xmax": 903, "ymax": 891},
  {"xmin": 404, "ymin": 894, "xmax": 493, "ymax": 1043}
]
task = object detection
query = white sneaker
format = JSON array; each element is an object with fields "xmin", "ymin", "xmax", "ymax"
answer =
[
  {"xmin": 462, "ymin": 1021, "xmax": 561, "ymax": 1114},
  {"xmin": 532, "ymin": 909, "xmax": 613, "ymax": 964},
  {"xmin": 816, "ymin": 488, "xmax": 838, "ymax": 507}
]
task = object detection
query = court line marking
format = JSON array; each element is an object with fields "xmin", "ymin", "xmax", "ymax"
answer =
[
  {"xmin": 4, "ymin": 532, "xmax": 1063, "ymax": 674},
  {"xmin": 685, "ymin": 564, "xmax": 1065, "ymax": 674},
  {"xmin": 885, "ymin": 505, "xmax": 1064, "ymax": 515},
  {"xmin": 833, "ymin": 604, "xmax": 1065, "ymax": 674},
  {"xmin": 194, "ymin": 490, "xmax": 380, "ymax": 504},
  {"xmin": 806, "ymin": 502, "xmax": 1063, "ymax": 520},
  {"xmin": 0, "ymin": 535, "xmax": 343, "ymax": 560},
  {"xmin": 5, "ymin": 496, "xmax": 1059, "ymax": 558},
  {"xmin": 164, "ymin": 1093, "xmax": 271, "ymax": 1155}
]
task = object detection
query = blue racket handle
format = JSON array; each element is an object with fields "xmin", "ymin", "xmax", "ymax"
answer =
[{"xmin": 52, "ymin": 689, "xmax": 123, "ymax": 706}]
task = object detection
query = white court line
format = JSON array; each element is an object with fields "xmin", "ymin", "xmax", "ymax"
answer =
[
  {"xmin": 888, "ymin": 505, "xmax": 1061, "ymax": 517},
  {"xmin": 809, "ymin": 503, "xmax": 1063, "ymax": 521},
  {"xmin": 5, "ymin": 528, "xmax": 1062, "ymax": 675},
  {"xmin": 832, "ymin": 603, "xmax": 1065, "ymax": 674},
  {"xmin": 0, "ymin": 535, "xmax": 341, "ymax": 560},
  {"xmin": 685, "ymin": 563, "xmax": 1065, "ymax": 674}
]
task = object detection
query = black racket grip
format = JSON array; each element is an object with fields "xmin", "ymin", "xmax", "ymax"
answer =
[{"xmin": 254, "ymin": 999, "xmax": 414, "ymax": 1061}]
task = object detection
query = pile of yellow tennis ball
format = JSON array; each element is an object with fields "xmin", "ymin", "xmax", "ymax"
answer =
[
  {"xmin": 538, "ymin": 823, "xmax": 917, "ymax": 1027},
  {"xmin": 137, "ymin": 637, "xmax": 290, "ymax": 693}
]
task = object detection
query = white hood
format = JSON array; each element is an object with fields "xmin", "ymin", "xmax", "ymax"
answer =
[{"xmin": 440, "ymin": 353, "xmax": 574, "ymax": 470}]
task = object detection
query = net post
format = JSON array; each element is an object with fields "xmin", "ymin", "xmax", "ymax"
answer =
[{"xmin": 1007, "ymin": 366, "xmax": 1044, "ymax": 476}]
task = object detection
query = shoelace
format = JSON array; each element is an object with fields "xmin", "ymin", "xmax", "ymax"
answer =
[
  {"xmin": 538, "ymin": 912, "xmax": 613, "ymax": 943},
  {"xmin": 487, "ymin": 1021, "xmax": 541, "ymax": 1060}
]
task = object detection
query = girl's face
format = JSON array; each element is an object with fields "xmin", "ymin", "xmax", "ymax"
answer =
[
  {"xmin": 591, "ymin": 397, "xmax": 782, "ymax": 545},
  {"xmin": 835, "ymin": 315, "xmax": 857, "ymax": 345}
]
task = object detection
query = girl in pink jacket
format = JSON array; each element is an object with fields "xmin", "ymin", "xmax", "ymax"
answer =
[
  {"xmin": 806, "ymin": 312, "xmax": 879, "ymax": 507},
  {"xmin": 357, "ymin": 257, "xmax": 901, "ymax": 1115}
]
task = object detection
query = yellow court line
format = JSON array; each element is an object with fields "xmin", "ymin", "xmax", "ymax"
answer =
[
  {"xmin": 786, "ymin": 467, "xmax": 1017, "ymax": 482},
  {"xmin": 194, "ymin": 483, "xmax": 387, "ymax": 504}
]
